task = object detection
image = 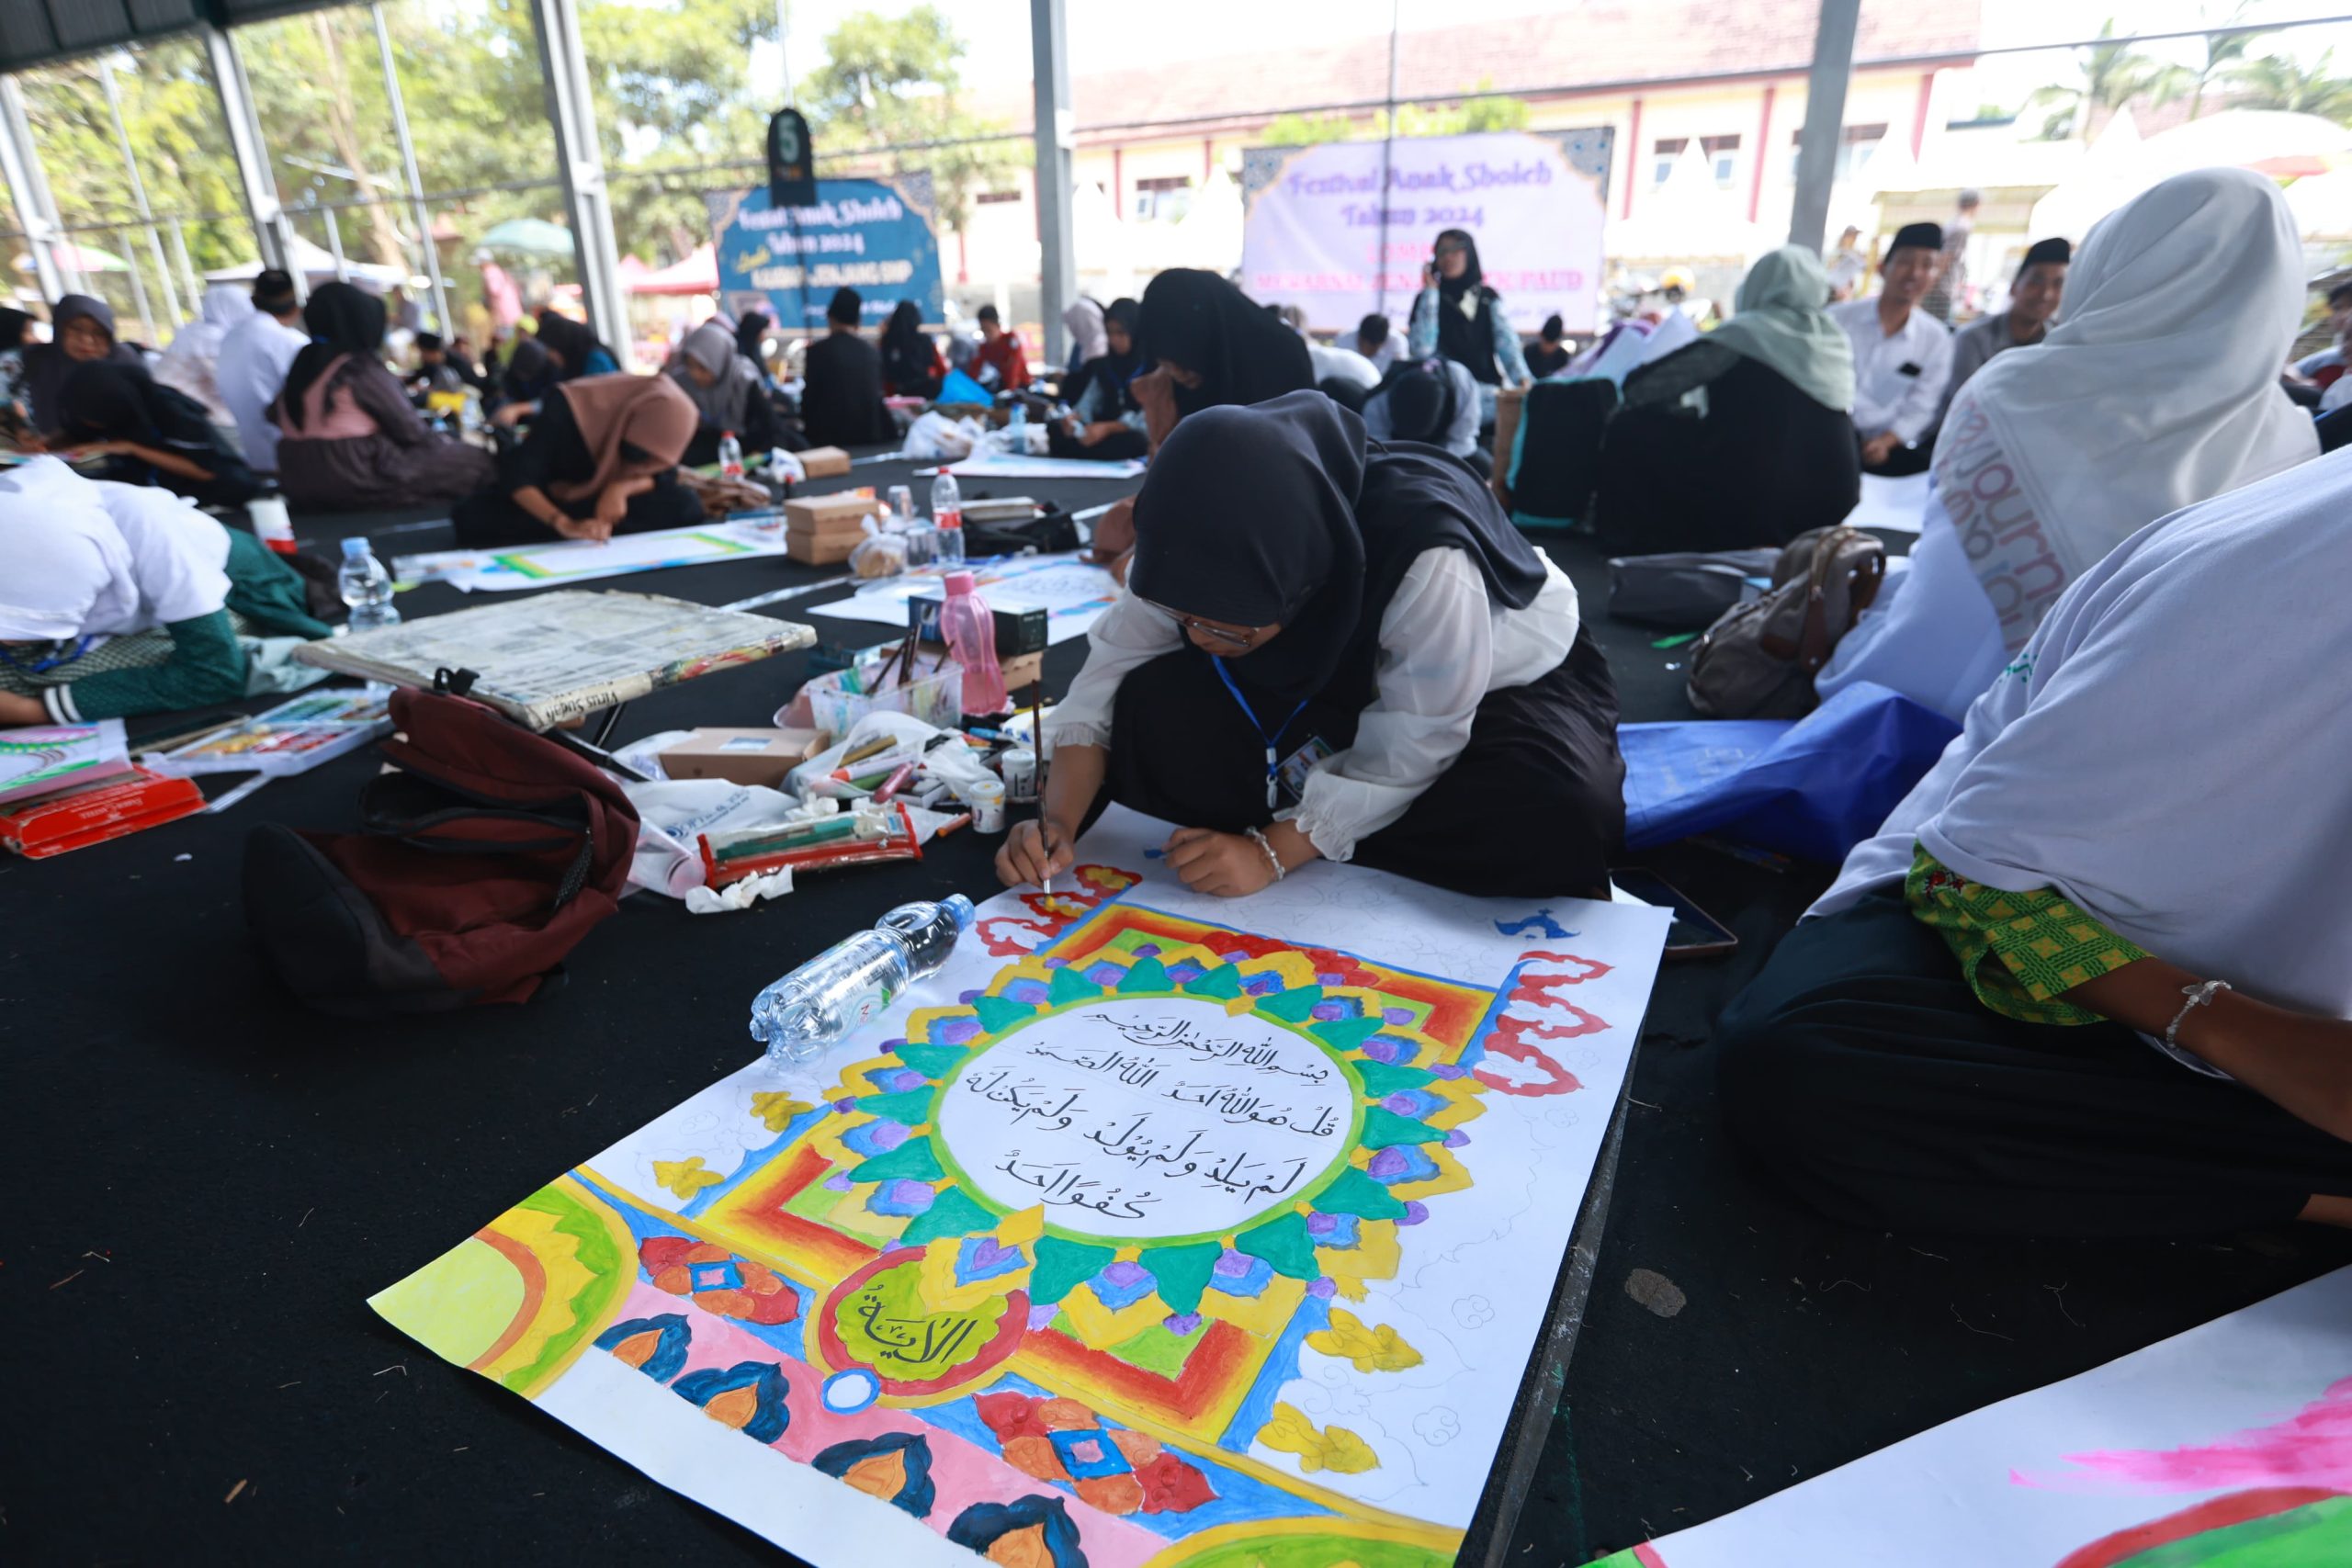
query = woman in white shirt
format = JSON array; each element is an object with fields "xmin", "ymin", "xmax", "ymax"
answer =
[{"xmin": 998, "ymin": 392, "xmax": 1623, "ymax": 900}]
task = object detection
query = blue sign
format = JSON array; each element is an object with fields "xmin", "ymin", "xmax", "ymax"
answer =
[{"xmin": 705, "ymin": 174, "xmax": 944, "ymax": 331}]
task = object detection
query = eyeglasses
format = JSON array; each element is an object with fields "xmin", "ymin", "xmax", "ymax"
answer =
[{"xmin": 1137, "ymin": 598, "xmax": 1261, "ymax": 651}]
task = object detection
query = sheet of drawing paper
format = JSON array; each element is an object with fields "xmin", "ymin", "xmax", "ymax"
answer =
[
  {"xmin": 0, "ymin": 718, "xmax": 129, "ymax": 806},
  {"xmin": 807, "ymin": 554, "xmax": 1122, "ymax": 645},
  {"xmin": 933, "ymin": 454, "xmax": 1148, "ymax": 480},
  {"xmin": 372, "ymin": 802, "xmax": 1669, "ymax": 1567},
  {"xmin": 1605, "ymin": 1265, "xmax": 2352, "ymax": 1568},
  {"xmin": 1842, "ymin": 470, "xmax": 1931, "ymax": 536},
  {"xmin": 396, "ymin": 518, "xmax": 794, "ymax": 593}
]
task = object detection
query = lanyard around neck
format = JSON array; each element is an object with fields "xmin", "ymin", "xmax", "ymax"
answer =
[{"xmin": 1209, "ymin": 654, "xmax": 1308, "ymax": 810}]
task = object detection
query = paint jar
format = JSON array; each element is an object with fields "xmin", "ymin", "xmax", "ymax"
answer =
[
  {"xmin": 999, "ymin": 747, "xmax": 1037, "ymax": 804},
  {"xmin": 247, "ymin": 493, "xmax": 297, "ymax": 555},
  {"xmin": 956, "ymin": 775, "xmax": 1006, "ymax": 835}
]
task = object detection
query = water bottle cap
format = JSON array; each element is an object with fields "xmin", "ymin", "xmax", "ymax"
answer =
[
  {"xmin": 341, "ymin": 536, "xmax": 369, "ymax": 556},
  {"xmin": 944, "ymin": 570, "xmax": 977, "ymax": 594},
  {"xmin": 942, "ymin": 893, "xmax": 977, "ymax": 932}
]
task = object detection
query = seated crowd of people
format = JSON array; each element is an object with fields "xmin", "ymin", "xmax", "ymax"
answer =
[{"xmin": 5, "ymin": 164, "xmax": 2348, "ymax": 1242}]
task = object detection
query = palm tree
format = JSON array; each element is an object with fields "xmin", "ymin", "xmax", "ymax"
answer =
[
  {"xmin": 2231, "ymin": 48, "xmax": 2352, "ymax": 123},
  {"xmin": 2028, "ymin": 20, "xmax": 2188, "ymax": 141},
  {"xmin": 2185, "ymin": 10, "xmax": 2270, "ymax": 119}
]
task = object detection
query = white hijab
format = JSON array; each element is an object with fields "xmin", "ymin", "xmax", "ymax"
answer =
[
  {"xmin": 0, "ymin": 458, "xmax": 140, "ymax": 641},
  {"xmin": 1817, "ymin": 449, "xmax": 2352, "ymax": 1017},
  {"xmin": 1934, "ymin": 167, "xmax": 2316, "ymax": 651},
  {"xmin": 1062, "ymin": 298, "xmax": 1107, "ymax": 363}
]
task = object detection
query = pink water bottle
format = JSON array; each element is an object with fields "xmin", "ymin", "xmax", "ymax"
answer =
[{"xmin": 939, "ymin": 570, "xmax": 1008, "ymax": 716}]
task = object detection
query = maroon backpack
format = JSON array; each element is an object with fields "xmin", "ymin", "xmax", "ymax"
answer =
[{"xmin": 243, "ymin": 689, "xmax": 639, "ymax": 1016}]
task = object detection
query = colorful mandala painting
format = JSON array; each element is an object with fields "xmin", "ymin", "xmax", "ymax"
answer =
[{"xmin": 372, "ymin": 817, "xmax": 1670, "ymax": 1568}]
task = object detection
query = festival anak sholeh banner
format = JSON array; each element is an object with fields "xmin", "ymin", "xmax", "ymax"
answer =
[
  {"xmin": 1241, "ymin": 130, "xmax": 1609, "ymax": 335},
  {"xmin": 707, "ymin": 174, "xmax": 945, "ymax": 332}
]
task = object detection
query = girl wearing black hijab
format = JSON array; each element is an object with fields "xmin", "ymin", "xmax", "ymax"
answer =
[
  {"xmin": 1407, "ymin": 230, "xmax": 1531, "ymax": 426},
  {"xmin": 1004, "ymin": 392, "xmax": 1623, "ymax": 900},
  {"xmin": 23, "ymin": 294, "xmax": 145, "ymax": 435},
  {"xmin": 492, "ymin": 309, "xmax": 616, "ymax": 428},
  {"xmin": 57, "ymin": 360, "xmax": 258, "ymax": 507},
  {"xmin": 878, "ymin": 300, "xmax": 944, "ymax": 398},
  {"xmin": 1133, "ymin": 269, "xmax": 1314, "ymax": 444},
  {"xmin": 1048, "ymin": 296, "xmax": 1148, "ymax": 461}
]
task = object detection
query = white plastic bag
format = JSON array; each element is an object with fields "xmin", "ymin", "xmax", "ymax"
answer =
[{"xmin": 903, "ymin": 410, "xmax": 982, "ymax": 461}]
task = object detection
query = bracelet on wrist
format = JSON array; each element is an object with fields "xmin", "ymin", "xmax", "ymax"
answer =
[
  {"xmin": 2164, "ymin": 979, "xmax": 2231, "ymax": 1050},
  {"xmin": 1244, "ymin": 826, "xmax": 1285, "ymax": 883}
]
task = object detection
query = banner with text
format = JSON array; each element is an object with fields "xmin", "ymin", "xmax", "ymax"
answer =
[
  {"xmin": 706, "ymin": 174, "xmax": 944, "ymax": 333},
  {"xmin": 1240, "ymin": 130, "xmax": 1609, "ymax": 335}
]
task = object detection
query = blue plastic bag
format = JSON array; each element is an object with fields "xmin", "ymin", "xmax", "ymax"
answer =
[
  {"xmin": 936, "ymin": 367, "xmax": 991, "ymax": 405},
  {"xmin": 1620, "ymin": 682, "xmax": 1961, "ymax": 863}
]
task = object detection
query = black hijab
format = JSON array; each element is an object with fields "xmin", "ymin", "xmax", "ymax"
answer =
[
  {"xmin": 278, "ymin": 282, "xmax": 387, "ymax": 432},
  {"xmin": 1067, "ymin": 296, "xmax": 1145, "ymax": 412},
  {"xmin": 0, "ymin": 308, "xmax": 31, "ymax": 353},
  {"xmin": 878, "ymin": 300, "xmax": 933, "ymax": 388},
  {"xmin": 535, "ymin": 308, "xmax": 610, "ymax": 379},
  {"xmin": 502, "ymin": 335, "xmax": 552, "ymax": 402},
  {"xmin": 59, "ymin": 359, "xmax": 167, "ymax": 446},
  {"xmin": 1129, "ymin": 390, "xmax": 1544, "ymax": 708},
  {"xmin": 1432, "ymin": 229, "xmax": 1504, "ymax": 385},
  {"xmin": 735, "ymin": 310, "xmax": 772, "ymax": 362},
  {"xmin": 1137, "ymin": 270, "xmax": 1315, "ymax": 419},
  {"xmin": 24, "ymin": 294, "xmax": 141, "ymax": 432}
]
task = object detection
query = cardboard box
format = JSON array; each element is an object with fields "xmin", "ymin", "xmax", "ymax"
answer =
[
  {"xmin": 786, "ymin": 527, "xmax": 862, "ymax": 566},
  {"xmin": 798, "ymin": 446, "xmax": 852, "ymax": 478},
  {"xmin": 907, "ymin": 596, "xmax": 1049, "ymax": 657},
  {"xmin": 659, "ymin": 728, "xmax": 825, "ymax": 787},
  {"xmin": 785, "ymin": 491, "xmax": 882, "ymax": 535}
]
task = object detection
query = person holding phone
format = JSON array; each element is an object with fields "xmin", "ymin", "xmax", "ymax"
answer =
[
  {"xmin": 1406, "ymin": 229, "xmax": 1531, "ymax": 429},
  {"xmin": 999, "ymin": 392, "xmax": 1623, "ymax": 901}
]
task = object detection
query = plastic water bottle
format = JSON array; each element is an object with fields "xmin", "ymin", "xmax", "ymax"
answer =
[
  {"xmin": 718, "ymin": 429, "xmax": 744, "ymax": 481},
  {"xmin": 940, "ymin": 570, "xmax": 1008, "ymax": 716},
  {"xmin": 750, "ymin": 895, "xmax": 976, "ymax": 1065},
  {"xmin": 1008, "ymin": 399, "xmax": 1028, "ymax": 436},
  {"xmin": 338, "ymin": 536, "xmax": 401, "ymax": 632},
  {"xmin": 930, "ymin": 470, "xmax": 965, "ymax": 565}
]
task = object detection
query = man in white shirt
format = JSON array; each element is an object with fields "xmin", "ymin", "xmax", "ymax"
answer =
[
  {"xmin": 214, "ymin": 269, "xmax": 307, "ymax": 476},
  {"xmin": 1827, "ymin": 223, "xmax": 1953, "ymax": 476}
]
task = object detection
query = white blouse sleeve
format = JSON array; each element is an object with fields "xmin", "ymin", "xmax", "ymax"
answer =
[
  {"xmin": 1041, "ymin": 587, "xmax": 1182, "ymax": 751},
  {"xmin": 1281, "ymin": 547, "xmax": 1493, "ymax": 863}
]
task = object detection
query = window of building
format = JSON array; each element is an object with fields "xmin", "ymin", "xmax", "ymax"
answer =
[
  {"xmin": 1651, "ymin": 137, "xmax": 1685, "ymax": 188},
  {"xmin": 975, "ymin": 189, "xmax": 1023, "ymax": 206},
  {"xmin": 1132, "ymin": 175, "xmax": 1193, "ymax": 221},
  {"xmin": 1701, "ymin": 134, "xmax": 1741, "ymax": 186},
  {"xmin": 1788, "ymin": 122, "xmax": 1891, "ymax": 183}
]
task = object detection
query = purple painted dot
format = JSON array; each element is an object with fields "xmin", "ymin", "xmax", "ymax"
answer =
[
  {"xmin": 1317, "ymin": 971, "xmax": 1346, "ymax": 987},
  {"xmin": 1429, "ymin": 1062, "xmax": 1466, "ymax": 1079},
  {"xmin": 935, "ymin": 1018, "xmax": 982, "ymax": 1044},
  {"xmin": 1102, "ymin": 1260, "xmax": 1149, "ymax": 1289},
  {"xmin": 1219, "ymin": 951, "xmax": 1250, "ymax": 964},
  {"xmin": 1367, "ymin": 1146, "xmax": 1410, "ymax": 1179},
  {"xmin": 1401, "ymin": 1201, "xmax": 1430, "ymax": 1225},
  {"xmin": 1306, "ymin": 1212, "xmax": 1340, "ymax": 1236},
  {"xmin": 1005, "ymin": 978, "xmax": 1051, "ymax": 1005},
  {"xmin": 1167, "ymin": 962, "xmax": 1204, "ymax": 982},
  {"xmin": 1042, "ymin": 955, "xmax": 1069, "ymax": 969},
  {"xmin": 1244, "ymin": 975, "xmax": 1282, "ymax": 996},
  {"xmin": 1382, "ymin": 1092, "xmax": 1420, "ymax": 1116},
  {"xmin": 1309, "ymin": 1001, "xmax": 1347, "ymax": 1021},
  {"xmin": 882, "ymin": 1037, "xmax": 909, "ymax": 1052},
  {"xmin": 1212, "ymin": 1249, "xmax": 1250, "ymax": 1278},
  {"xmin": 1307, "ymin": 1277, "xmax": 1337, "ymax": 1299},
  {"xmin": 1162, "ymin": 1312, "xmax": 1202, "ymax": 1337},
  {"xmin": 1028, "ymin": 1303, "xmax": 1061, "ymax": 1332},
  {"xmin": 1134, "ymin": 943, "xmax": 1162, "ymax": 957},
  {"xmin": 1361, "ymin": 1038, "xmax": 1401, "ymax": 1065},
  {"xmin": 865, "ymin": 1120, "xmax": 910, "ymax": 1152},
  {"xmin": 1382, "ymin": 1006, "xmax": 1414, "ymax": 1024},
  {"xmin": 824, "ymin": 1173, "xmax": 855, "ymax": 1191},
  {"xmin": 956, "ymin": 988, "xmax": 982, "ymax": 1004},
  {"xmin": 1084, "ymin": 963, "xmax": 1125, "ymax": 986},
  {"xmin": 1444, "ymin": 1129, "xmax": 1471, "ymax": 1148},
  {"xmin": 831, "ymin": 1096, "xmax": 858, "ymax": 1113}
]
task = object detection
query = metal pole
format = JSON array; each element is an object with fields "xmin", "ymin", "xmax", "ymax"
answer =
[
  {"xmin": 1030, "ymin": 0, "xmax": 1076, "ymax": 366},
  {"xmin": 527, "ymin": 0, "xmax": 633, "ymax": 359},
  {"xmin": 319, "ymin": 208, "xmax": 351, "ymax": 281},
  {"xmin": 1377, "ymin": 0, "xmax": 1400, "ymax": 317},
  {"xmin": 168, "ymin": 220, "xmax": 202, "ymax": 310},
  {"xmin": 204, "ymin": 21, "xmax": 304, "ymax": 299},
  {"xmin": 117, "ymin": 226, "xmax": 157, "ymax": 344},
  {"xmin": 1787, "ymin": 0, "xmax": 1861, "ymax": 254},
  {"xmin": 371, "ymin": 3, "xmax": 452, "ymax": 334},
  {"xmin": 776, "ymin": 0, "xmax": 793, "ymax": 104},
  {"xmin": 0, "ymin": 76, "xmax": 76, "ymax": 299},
  {"xmin": 98, "ymin": 56, "xmax": 186, "ymax": 330}
]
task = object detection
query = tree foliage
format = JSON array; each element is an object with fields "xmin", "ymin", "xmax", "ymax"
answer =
[
  {"xmin": 2026, "ymin": 20, "xmax": 2188, "ymax": 140},
  {"xmin": 2231, "ymin": 47, "xmax": 2352, "ymax": 123},
  {"xmin": 799, "ymin": 5, "xmax": 1017, "ymax": 234}
]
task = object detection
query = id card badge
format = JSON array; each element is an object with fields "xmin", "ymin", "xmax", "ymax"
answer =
[{"xmin": 1276, "ymin": 736, "xmax": 1335, "ymax": 804}]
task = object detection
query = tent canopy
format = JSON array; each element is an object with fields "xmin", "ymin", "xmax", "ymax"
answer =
[
  {"xmin": 204, "ymin": 231, "xmax": 404, "ymax": 289},
  {"xmin": 628, "ymin": 244, "xmax": 717, "ymax": 295}
]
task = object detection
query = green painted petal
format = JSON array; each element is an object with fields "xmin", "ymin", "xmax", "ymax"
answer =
[
  {"xmin": 899, "ymin": 1184, "xmax": 1001, "ymax": 1246},
  {"xmin": 1030, "ymin": 1235, "xmax": 1118, "ymax": 1305},
  {"xmin": 894, "ymin": 1041, "xmax": 968, "ymax": 1080},
  {"xmin": 1352, "ymin": 1060, "xmax": 1434, "ymax": 1098},
  {"xmin": 1235, "ymin": 1211, "xmax": 1319, "ymax": 1280},
  {"xmin": 1255, "ymin": 985, "xmax": 1324, "ymax": 1023},
  {"xmin": 1116, "ymin": 956, "xmax": 1171, "ymax": 994},
  {"xmin": 1360, "ymin": 1106, "xmax": 1442, "ymax": 1148},
  {"xmin": 1315, "ymin": 1165, "xmax": 1408, "ymax": 1220},
  {"xmin": 971, "ymin": 994, "xmax": 1039, "ymax": 1034},
  {"xmin": 1310, "ymin": 1017, "xmax": 1384, "ymax": 1052},
  {"xmin": 1046, "ymin": 965, "xmax": 1104, "ymax": 1008},
  {"xmin": 859, "ymin": 1089, "xmax": 934, "ymax": 1126},
  {"xmin": 1137, "ymin": 1240, "xmax": 1223, "ymax": 1314},
  {"xmin": 1182, "ymin": 964, "xmax": 1245, "ymax": 1000},
  {"xmin": 850, "ymin": 1137, "xmax": 944, "ymax": 1183}
]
